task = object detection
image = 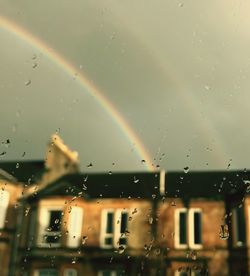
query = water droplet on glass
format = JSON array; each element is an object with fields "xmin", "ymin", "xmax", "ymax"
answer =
[
  {"xmin": 82, "ymin": 236, "xmax": 88, "ymax": 245},
  {"xmin": 16, "ymin": 163, "xmax": 19, "ymax": 169},
  {"xmin": 133, "ymin": 176, "xmax": 139, "ymax": 183},
  {"xmin": 118, "ymin": 245, "xmax": 125, "ymax": 254},
  {"xmin": 108, "ymin": 171, "xmax": 112, "ymax": 175},
  {"xmin": 219, "ymin": 224, "xmax": 229, "ymax": 240},
  {"xmin": 204, "ymin": 85, "xmax": 211, "ymax": 91},
  {"xmin": 183, "ymin": 166, "xmax": 189, "ymax": 173},
  {"xmin": 132, "ymin": 208, "xmax": 137, "ymax": 215},
  {"xmin": 87, "ymin": 163, "xmax": 93, "ymax": 168},
  {"xmin": 148, "ymin": 217, "xmax": 153, "ymax": 224},
  {"xmin": 25, "ymin": 80, "xmax": 31, "ymax": 86}
]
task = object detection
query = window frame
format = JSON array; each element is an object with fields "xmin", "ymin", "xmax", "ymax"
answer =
[
  {"xmin": 175, "ymin": 208, "xmax": 202, "ymax": 250},
  {"xmin": 189, "ymin": 208, "xmax": 202, "ymax": 249},
  {"xmin": 37, "ymin": 206, "xmax": 63, "ymax": 248},
  {"xmin": 100, "ymin": 208, "xmax": 129, "ymax": 249},
  {"xmin": 0, "ymin": 190, "xmax": 10, "ymax": 229}
]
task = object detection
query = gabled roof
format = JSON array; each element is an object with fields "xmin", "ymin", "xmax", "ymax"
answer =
[{"xmin": 0, "ymin": 161, "xmax": 45, "ymax": 184}]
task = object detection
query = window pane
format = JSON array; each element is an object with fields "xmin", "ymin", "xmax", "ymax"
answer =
[
  {"xmin": 120, "ymin": 212, "xmax": 128, "ymax": 233},
  {"xmin": 179, "ymin": 212, "xmax": 187, "ymax": 245},
  {"xmin": 106, "ymin": 212, "xmax": 114, "ymax": 234},
  {"xmin": 49, "ymin": 211, "xmax": 62, "ymax": 231},
  {"xmin": 235, "ymin": 207, "xmax": 246, "ymax": 245},
  {"xmin": 194, "ymin": 212, "xmax": 202, "ymax": 245},
  {"xmin": 104, "ymin": 237, "xmax": 113, "ymax": 245}
]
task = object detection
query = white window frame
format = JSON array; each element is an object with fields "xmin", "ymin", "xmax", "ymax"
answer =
[
  {"xmin": 100, "ymin": 209, "xmax": 129, "ymax": 249},
  {"xmin": 189, "ymin": 208, "xmax": 202, "ymax": 249},
  {"xmin": 175, "ymin": 208, "xmax": 202, "ymax": 249},
  {"xmin": 67, "ymin": 206, "xmax": 84, "ymax": 248},
  {"xmin": 37, "ymin": 206, "xmax": 63, "ymax": 248},
  {"xmin": 0, "ymin": 190, "xmax": 10, "ymax": 229}
]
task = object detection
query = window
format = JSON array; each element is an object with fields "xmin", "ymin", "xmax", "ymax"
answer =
[
  {"xmin": 233, "ymin": 207, "xmax": 246, "ymax": 246},
  {"xmin": 175, "ymin": 208, "xmax": 202, "ymax": 249},
  {"xmin": 64, "ymin": 269, "xmax": 77, "ymax": 276},
  {"xmin": 100, "ymin": 209, "xmax": 128, "ymax": 248},
  {"xmin": 0, "ymin": 190, "xmax": 9, "ymax": 228},
  {"xmin": 37, "ymin": 207, "xmax": 63, "ymax": 247},
  {"xmin": 34, "ymin": 269, "xmax": 58, "ymax": 276}
]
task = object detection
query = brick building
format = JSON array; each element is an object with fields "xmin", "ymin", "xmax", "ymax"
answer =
[{"xmin": 0, "ymin": 135, "xmax": 249, "ymax": 275}]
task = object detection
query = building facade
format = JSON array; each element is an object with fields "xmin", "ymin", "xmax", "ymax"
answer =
[{"xmin": 0, "ymin": 135, "xmax": 249, "ymax": 275}]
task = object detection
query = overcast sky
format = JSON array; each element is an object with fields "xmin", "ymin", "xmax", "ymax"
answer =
[{"xmin": 0, "ymin": 0, "xmax": 250, "ymax": 172}]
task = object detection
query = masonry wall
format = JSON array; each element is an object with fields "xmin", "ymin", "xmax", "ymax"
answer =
[{"xmin": 157, "ymin": 198, "xmax": 229, "ymax": 275}]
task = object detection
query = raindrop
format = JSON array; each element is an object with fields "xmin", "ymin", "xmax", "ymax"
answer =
[
  {"xmin": 25, "ymin": 80, "xmax": 31, "ymax": 86},
  {"xmin": 32, "ymin": 63, "xmax": 38, "ymax": 69},
  {"xmin": 87, "ymin": 163, "xmax": 93, "ymax": 168},
  {"xmin": 54, "ymin": 219, "xmax": 60, "ymax": 224},
  {"xmin": 82, "ymin": 236, "xmax": 88, "ymax": 245},
  {"xmin": 118, "ymin": 245, "xmax": 125, "ymax": 254},
  {"xmin": 141, "ymin": 159, "xmax": 146, "ymax": 163},
  {"xmin": 219, "ymin": 224, "xmax": 229, "ymax": 240},
  {"xmin": 16, "ymin": 163, "xmax": 19, "ymax": 169},
  {"xmin": 132, "ymin": 208, "xmax": 137, "ymax": 215},
  {"xmin": 0, "ymin": 151, "xmax": 7, "ymax": 156},
  {"xmin": 22, "ymin": 152, "xmax": 26, "ymax": 157},
  {"xmin": 2, "ymin": 139, "xmax": 10, "ymax": 146},
  {"xmin": 204, "ymin": 85, "xmax": 211, "ymax": 91},
  {"xmin": 183, "ymin": 166, "xmax": 189, "ymax": 173},
  {"xmin": 133, "ymin": 176, "xmax": 139, "ymax": 183},
  {"xmin": 108, "ymin": 171, "xmax": 112, "ymax": 175},
  {"xmin": 148, "ymin": 217, "xmax": 153, "ymax": 224}
]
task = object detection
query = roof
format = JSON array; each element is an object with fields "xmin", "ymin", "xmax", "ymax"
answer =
[
  {"xmin": 165, "ymin": 170, "xmax": 250, "ymax": 198},
  {"xmin": 24, "ymin": 169, "xmax": 250, "ymax": 202},
  {"xmin": 0, "ymin": 161, "xmax": 45, "ymax": 184},
  {"xmin": 26, "ymin": 171, "xmax": 161, "ymax": 201}
]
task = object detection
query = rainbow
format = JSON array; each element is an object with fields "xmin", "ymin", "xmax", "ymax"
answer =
[{"xmin": 0, "ymin": 15, "xmax": 155, "ymax": 171}]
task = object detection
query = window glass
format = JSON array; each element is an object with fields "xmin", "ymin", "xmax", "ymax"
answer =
[{"xmin": 193, "ymin": 212, "xmax": 202, "ymax": 245}]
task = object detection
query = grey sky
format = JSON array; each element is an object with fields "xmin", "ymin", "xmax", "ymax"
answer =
[{"xmin": 0, "ymin": 0, "xmax": 250, "ymax": 172}]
